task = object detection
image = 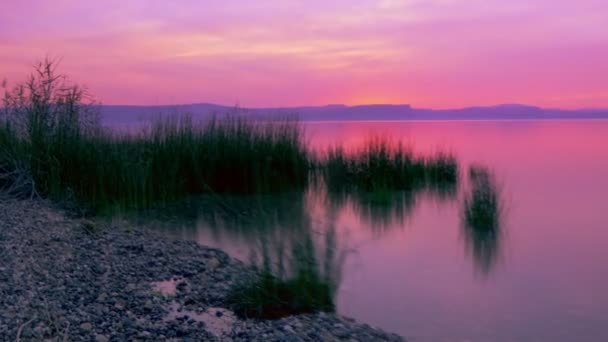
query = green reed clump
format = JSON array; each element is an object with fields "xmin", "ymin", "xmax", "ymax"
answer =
[
  {"xmin": 2, "ymin": 115, "xmax": 310, "ymax": 211},
  {"xmin": 463, "ymin": 166, "xmax": 501, "ymax": 231},
  {"xmin": 196, "ymin": 115, "xmax": 310, "ymax": 194},
  {"xmin": 323, "ymin": 138, "xmax": 421, "ymax": 193},
  {"xmin": 322, "ymin": 137, "xmax": 458, "ymax": 194},
  {"xmin": 462, "ymin": 165, "xmax": 503, "ymax": 274},
  {"xmin": 229, "ymin": 268, "xmax": 335, "ymax": 319},
  {"xmin": 422, "ymin": 152, "xmax": 459, "ymax": 199},
  {"xmin": 228, "ymin": 227, "xmax": 340, "ymax": 319},
  {"xmin": 423, "ymin": 152, "xmax": 458, "ymax": 184},
  {"xmin": 9, "ymin": 115, "xmax": 310, "ymax": 211}
]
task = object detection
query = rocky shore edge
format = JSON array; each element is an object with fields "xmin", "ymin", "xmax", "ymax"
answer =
[{"xmin": 0, "ymin": 199, "xmax": 404, "ymax": 341}]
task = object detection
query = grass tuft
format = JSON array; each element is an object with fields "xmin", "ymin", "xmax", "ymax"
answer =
[
  {"xmin": 463, "ymin": 166, "xmax": 501, "ymax": 231},
  {"xmin": 229, "ymin": 270, "xmax": 335, "ymax": 319},
  {"xmin": 462, "ymin": 165, "xmax": 503, "ymax": 274},
  {"xmin": 322, "ymin": 137, "xmax": 458, "ymax": 194},
  {"xmin": 228, "ymin": 227, "xmax": 340, "ymax": 319}
]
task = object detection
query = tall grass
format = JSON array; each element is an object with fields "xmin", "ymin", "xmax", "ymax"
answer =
[
  {"xmin": 463, "ymin": 166, "xmax": 501, "ymax": 231},
  {"xmin": 462, "ymin": 165, "xmax": 503, "ymax": 274},
  {"xmin": 0, "ymin": 115, "xmax": 310, "ymax": 211},
  {"xmin": 322, "ymin": 137, "xmax": 458, "ymax": 194}
]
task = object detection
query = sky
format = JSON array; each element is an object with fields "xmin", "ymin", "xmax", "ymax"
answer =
[{"xmin": 0, "ymin": 0, "xmax": 607, "ymax": 109}]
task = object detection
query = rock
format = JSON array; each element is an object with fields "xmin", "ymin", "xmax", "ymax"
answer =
[
  {"xmin": 208, "ymin": 257, "xmax": 221, "ymax": 270},
  {"xmin": 80, "ymin": 322, "xmax": 93, "ymax": 331},
  {"xmin": 97, "ymin": 293, "xmax": 108, "ymax": 302},
  {"xmin": 95, "ymin": 334, "xmax": 110, "ymax": 342}
]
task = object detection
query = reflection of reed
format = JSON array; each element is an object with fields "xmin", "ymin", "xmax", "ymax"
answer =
[
  {"xmin": 350, "ymin": 190, "xmax": 418, "ymax": 231},
  {"xmin": 322, "ymin": 182, "xmax": 458, "ymax": 233},
  {"xmin": 196, "ymin": 191, "xmax": 311, "ymax": 237},
  {"xmin": 462, "ymin": 166, "xmax": 503, "ymax": 275}
]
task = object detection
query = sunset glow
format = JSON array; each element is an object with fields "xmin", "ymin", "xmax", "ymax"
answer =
[{"xmin": 1, "ymin": 0, "xmax": 607, "ymax": 108}]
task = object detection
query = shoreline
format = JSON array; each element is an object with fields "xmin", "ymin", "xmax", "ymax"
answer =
[{"xmin": 0, "ymin": 198, "xmax": 403, "ymax": 341}]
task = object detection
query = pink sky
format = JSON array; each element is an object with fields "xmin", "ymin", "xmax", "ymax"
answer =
[{"xmin": 1, "ymin": 0, "xmax": 607, "ymax": 108}]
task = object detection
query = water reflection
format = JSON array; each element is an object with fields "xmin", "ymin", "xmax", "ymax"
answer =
[
  {"xmin": 318, "ymin": 178, "xmax": 458, "ymax": 234},
  {"xmin": 461, "ymin": 166, "xmax": 504, "ymax": 275},
  {"xmin": 125, "ymin": 160, "xmax": 501, "ymax": 279},
  {"xmin": 122, "ymin": 151, "xmax": 504, "ymax": 283},
  {"xmin": 198, "ymin": 192, "xmax": 311, "ymax": 238},
  {"xmin": 350, "ymin": 190, "xmax": 418, "ymax": 232}
]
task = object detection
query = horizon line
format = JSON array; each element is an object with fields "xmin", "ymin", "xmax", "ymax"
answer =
[{"xmin": 98, "ymin": 102, "xmax": 608, "ymax": 112}]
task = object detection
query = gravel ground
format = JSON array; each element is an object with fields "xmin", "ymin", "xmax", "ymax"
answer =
[{"xmin": 0, "ymin": 199, "xmax": 404, "ymax": 341}]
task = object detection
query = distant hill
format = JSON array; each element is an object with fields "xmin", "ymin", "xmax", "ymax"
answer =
[{"xmin": 100, "ymin": 103, "xmax": 608, "ymax": 126}]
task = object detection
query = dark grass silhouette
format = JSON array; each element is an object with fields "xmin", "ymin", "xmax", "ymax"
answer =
[
  {"xmin": 464, "ymin": 166, "xmax": 501, "ymax": 230},
  {"xmin": 322, "ymin": 137, "xmax": 458, "ymax": 194},
  {"xmin": 227, "ymin": 224, "xmax": 342, "ymax": 319},
  {"xmin": 1, "ymin": 114, "xmax": 310, "ymax": 212},
  {"xmin": 462, "ymin": 165, "xmax": 503, "ymax": 275}
]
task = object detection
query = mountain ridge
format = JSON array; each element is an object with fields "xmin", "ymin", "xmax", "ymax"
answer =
[{"xmin": 99, "ymin": 103, "xmax": 608, "ymax": 125}]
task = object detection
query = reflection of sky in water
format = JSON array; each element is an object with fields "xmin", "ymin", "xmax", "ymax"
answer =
[{"xmin": 134, "ymin": 120, "xmax": 608, "ymax": 342}]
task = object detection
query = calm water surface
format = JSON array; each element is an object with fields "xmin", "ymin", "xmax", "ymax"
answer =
[{"xmin": 135, "ymin": 120, "xmax": 608, "ymax": 342}]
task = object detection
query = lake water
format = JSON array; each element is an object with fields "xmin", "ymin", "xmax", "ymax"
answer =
[{"xmin": 128, "ymin": 120, "xmax": 608, "ymax": 341}]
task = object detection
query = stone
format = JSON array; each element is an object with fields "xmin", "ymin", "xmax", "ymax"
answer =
[
  {"xmin": 80, "ymin": 322, "xmax": 93, "ymax": 331},
  {"xmin": 97, "ymin": 293, "xmax": 108, "ymax": 302},
  {"xmin": 95, "ymin": 334, "xmax": 110, "ymax": 342},
  {"xmin": 208, "ymin": 258, "xmax": 221, "ymax": 270}
]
